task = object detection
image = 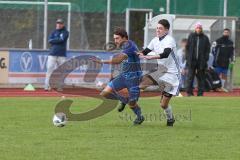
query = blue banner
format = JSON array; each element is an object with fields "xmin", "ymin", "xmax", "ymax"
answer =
[{"xmin": 9, "ymin": 50, "xmax": 113, "ymax": 73}]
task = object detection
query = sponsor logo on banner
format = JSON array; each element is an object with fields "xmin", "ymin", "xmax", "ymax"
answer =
[
  {"xmin": 20, "ymin": 52, "xmax": 33, "ymax": 72},
  {"xmin": 38, "ymin": 55, "xmax": 48, "ymax": 71},
  {"xmin": 0, "ymin": 57, "xmax": 7, "ymax": 69}
]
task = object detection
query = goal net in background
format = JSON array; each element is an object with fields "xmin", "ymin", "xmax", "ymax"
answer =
[{"xmin": 0, "ymin": 1, "xmax": 89, "ymax": 50}]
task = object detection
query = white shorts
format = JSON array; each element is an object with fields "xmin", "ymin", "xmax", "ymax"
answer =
[{"xmin": 149, "ymin": 72, "xmax": 180, "ymax": 96}]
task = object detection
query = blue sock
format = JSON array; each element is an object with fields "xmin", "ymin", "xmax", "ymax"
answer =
[{"xmin": 131, "ymin": 106, "xmax": 142, "ymax": 118}]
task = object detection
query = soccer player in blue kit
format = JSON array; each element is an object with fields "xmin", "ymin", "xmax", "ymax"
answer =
[{"xmin": 91, "ymin": 27, "xmax": 144, "ymax": 125}]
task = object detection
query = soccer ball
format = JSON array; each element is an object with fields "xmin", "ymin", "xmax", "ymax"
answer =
[{"xmin": 52, "ymin": 112, "xmax": 67, "ymax": 127}]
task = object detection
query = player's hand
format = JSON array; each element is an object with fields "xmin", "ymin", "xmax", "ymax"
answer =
[
  {"xmin": 140, "ymin": 55, "xmax": 160, "ymax": 60},
  {"xmin": 89, "ymin": 57, "xmax": 103, "ymax": 64},
  {"xmin": 136, "ymin": 52, "xmax": 144, "ymax": 56},
  {"xmin": 139, "ymin": 55, "xmax": 152, "ymax": 60},
  {"xmin": 145, "ymin": 56, "xmax": 154, "ymax": 60},
  {"xmin": 139, "ymin": 55, "xmax": 146, "ymax": 59}
]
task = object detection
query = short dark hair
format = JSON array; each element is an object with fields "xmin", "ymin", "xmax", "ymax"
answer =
[
  {"xmin": 158, "ymin": 19, "xmax": 170, "ymax": 30},
  {"xmin": 113, "ymin": 27, "xmax": 128, "ymax": 39},
  {"xmin": 224, "ymin": 28, "xmax": 230, "ymax": 32}
]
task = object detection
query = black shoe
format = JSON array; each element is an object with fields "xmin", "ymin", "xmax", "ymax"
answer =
[
  {"xmin": 167, "ymin": 118, "xmax": 175, "ymax": 127},
  {"xmin": 133, "ymin": 116, "xmax": 145, "ymax": 125},
  {"xmin": 118, "ymin": 102, "xmax": 126, "ymax": 112}
]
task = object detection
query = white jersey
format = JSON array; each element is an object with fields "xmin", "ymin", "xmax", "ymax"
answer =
[
  {"xmin": 147, "ymin": 35, "xmax": 180, "ymax": 74},
  {"xmin": 146, "ymin": 35, "xmax": 180, "ymax": 95}
]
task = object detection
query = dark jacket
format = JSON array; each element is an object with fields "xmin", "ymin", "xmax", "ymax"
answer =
[
  {"xmin": 213, "ymin": 36, "xmax": 234, "ymax": 68},
  {"xmin": 186, "ymin": 32, "xmax": 210, "ymax": 70},
  {"xmin": 48, "ymin": 27, "xmax": 69, "ymax": 57}
]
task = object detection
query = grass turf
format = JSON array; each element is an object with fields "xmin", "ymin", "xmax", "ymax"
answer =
[{"xmin": 0, "ymin": 97, "xmax": 239, "ymax": 160}]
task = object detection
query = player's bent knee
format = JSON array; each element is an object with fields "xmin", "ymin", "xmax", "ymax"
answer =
[
  {"xmin": 128, "ymin": 100, "xmax": 137, "ymax": 108},
  {"xmin": 160, "ymin": 91, "xmax": 172, "ymax": 109},
  {"xmin": 162, "ymin": 91, "xmax": 173, "ymax": 98},
  {"xmin": 100, "ymin": 91, "xmax": 109, "ymax": 98}
]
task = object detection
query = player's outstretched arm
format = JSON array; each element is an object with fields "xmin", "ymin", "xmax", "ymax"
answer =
[
  {"xmin": 137, "ymin": 48, "xmax": 152, "ymax": 57},
  {"xmin": 90, "ymin": 53, "xmax": 128, "ymax": 64},
  {"xmin": 140, "ymin": 48, "xmax": 172, "ymax": 60}
]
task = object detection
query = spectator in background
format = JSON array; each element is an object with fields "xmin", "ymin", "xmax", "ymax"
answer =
[
  {"xmin": 176, "ymin": 38, "xmax": 187, "ymax": 90},
  {"xmin": 208, "ymin": 41, "xmax": 216, "ymax": 69},
  {"xmin": 44, "ymin": 18, "xmax": 69, "ymax": 91},
  {"xmin": 185, "ymin": 22, "xmax": 210, "ymax": 96},
  {"xmin": 213, "ymin": 28, "xmax": 234, "ymax": 90}
]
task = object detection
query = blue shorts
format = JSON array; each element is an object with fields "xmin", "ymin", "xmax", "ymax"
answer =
[
  {"xmin": 108, "ymin": 74, "xmax": 141, "ymax": 102},
  {"xmin": 215, "ymin": 67, "xmax": 228, "ymax": 76}
]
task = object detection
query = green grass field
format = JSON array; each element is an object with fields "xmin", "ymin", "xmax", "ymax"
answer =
[{"xmin": 0, "ymin": 97, "xmax": 240, "ymax": 160}]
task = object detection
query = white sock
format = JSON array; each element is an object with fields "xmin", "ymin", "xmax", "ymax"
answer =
[{"xmin": 164, "ymin": 105, "xmax": 173, "ymax": 120}]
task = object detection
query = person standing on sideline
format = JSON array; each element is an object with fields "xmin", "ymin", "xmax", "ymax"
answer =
[
  {"xmin": 176, "ymin": 38, "xmax": 187, "ymax": 90},
  {"xmin": 213, "ymin": 28, "xmax": 234, "ymax": 90},
  {"xmin": 45, "ymin": 18, "xmax": 69, "ymax": 91},
  {"xmin": 186, "ymin": 22, "xmax": 210, "ymax": 96}
]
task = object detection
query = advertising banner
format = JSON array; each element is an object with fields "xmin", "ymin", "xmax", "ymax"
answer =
[{"xmin": 8, "ymin": 50, "xmax": 113, "ymax": 84}]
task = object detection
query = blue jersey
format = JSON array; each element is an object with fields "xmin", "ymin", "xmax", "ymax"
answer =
[
  {"xmin": 120, "ymin": 40, "xmax": 142, "ymax": 77},
  {"xmin": 108, "ymin": 40, "xmax": 141, "ymax": 102}
]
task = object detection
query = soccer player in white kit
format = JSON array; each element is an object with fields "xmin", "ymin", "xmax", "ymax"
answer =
[{"xmin": 139, "ymin": 19, "xmax": 180, "ymax": 126}]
